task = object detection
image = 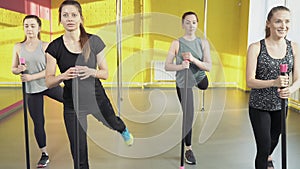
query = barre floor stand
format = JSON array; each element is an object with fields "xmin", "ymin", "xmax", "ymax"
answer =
[{"xmin": 180, "ymin": 67, "xmax": 189, "ymax": 169}]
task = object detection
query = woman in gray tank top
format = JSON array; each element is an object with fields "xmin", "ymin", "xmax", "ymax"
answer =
[
  {"xmin": 11, "ymin": 15, "xmax": 63, "ymax": 168},
  {"xmin": 165, "ymin": 11, "xmax": 212, "ymax": 165},
  {"xmin": 246, "ymin": 6, "xmax": 300, "ymax": 169}
]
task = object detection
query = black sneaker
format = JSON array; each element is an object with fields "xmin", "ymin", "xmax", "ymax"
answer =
[
  {"xmin": 267, "ymin": 160, "xmax": 274, "ymax": 168},
  {"xmin": 185, "ymin": 150, "xmax": 196, "ymax": 165},
  {"xmin": 37, "ymin": 152, "xmax": 49, "ymax": 168}
]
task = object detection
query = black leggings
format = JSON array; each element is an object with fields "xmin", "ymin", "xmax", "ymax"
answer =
[
  {"xmin": 249, "ymin": 107, "xmax": 285, "ymax": 169},
  {"xmin": 176, "ymin": 87, "xmax": 194, "ymax": 146},
  {"xmin": 176, "ymin": 76, "xmax": 208, "ymax": 146},
  {"xmin": 27, "ymin": 86, "xmax": 63, "ymax": 148},
  {"xmin": 64, "ymin": 89, "xmax": 126, "ymax": 169},
  {"xmin": 196, "ymin": 75, "xmax": 209, "ymax": 90}
]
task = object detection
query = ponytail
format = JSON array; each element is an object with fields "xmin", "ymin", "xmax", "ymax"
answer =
[
  {"xmin": 265, "ymin": 26, "xmax": 270, "ymax": 38},
  {"xmin": 79, "ymin": 24, "xmax": 91, "ymax": 62}
]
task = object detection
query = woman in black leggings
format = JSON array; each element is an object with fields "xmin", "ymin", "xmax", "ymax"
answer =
[
  {"xmin": 165, "ymin": 11, "xmax": 212, "ymax": 165},
  {"xmin": 175, "ymin": 76, "xmax": 209, "ymax": 155},
  {"xmin": 45, "ymin": 1, "xmax": 133, "ymax": 169},
  {"xmin": 11, "ymin": 15, "xmax": 63, "ymax": 168},
  {"xmin": 246, "ymin": 6, "xmax": 300, "ymax": 169}
]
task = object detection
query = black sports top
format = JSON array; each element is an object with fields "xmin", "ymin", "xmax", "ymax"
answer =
[
  {"xmin": 249, "ymin": 39, "xmax": 294, "ymax": 111},
  {"xmin": 46, "ymin": 34, "xmax": 106, "ymax": 109}
]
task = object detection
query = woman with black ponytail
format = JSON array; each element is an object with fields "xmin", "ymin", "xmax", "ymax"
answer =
[{"xmin": 45, "ymin": 1, "xmax": 134, "ymax": 168}]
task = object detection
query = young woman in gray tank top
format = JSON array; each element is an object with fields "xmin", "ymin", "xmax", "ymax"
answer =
[
  {"xmin": 246, "ymin": 6, "xmax": 300, "ymax": 169},
  {"xmin": 11, "ymin": 15, "xmax": 63, "ymax": 168},
  {"xmin": 165, "ymin": 11, "xmax": 212, "ymax": 165}
]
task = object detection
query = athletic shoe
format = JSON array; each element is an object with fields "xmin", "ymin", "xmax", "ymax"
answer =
[
  {"xmin": 267, "ymin": 160, "xmax": 274, "ymax": 168},
  {"xmin": 185, "ymin": 150, "xmax": 196, "ymax": 165},
  {"xmin": 121, "ymin": 128, "xmax": 134, "ymax": 146},
  {"xmin": 37, "ymin": 152, "xmax": 49, "ymax": 168}
]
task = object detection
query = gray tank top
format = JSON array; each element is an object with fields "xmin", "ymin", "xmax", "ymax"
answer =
[
  {"xmin": 176, "ymin": 37, "xmax": 206, "ymax": 88},
  {"xmin": 249, "ymin": 39, "xmax": 294, "ymax": 111},
  {"xmin": 19, "ymin": 41, "xmax": 47, "ymax": 93}
]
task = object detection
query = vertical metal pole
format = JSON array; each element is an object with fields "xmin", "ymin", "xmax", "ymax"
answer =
[
  {"xmin": 20, "ymin": 58, "xmax": 30, "ymax": 169},
  {"xmin": 22, "ymin": 82, "xmax": 30, "ymax": 169},
  {"xmin": 201, "ymin": 0, "xmax": 208, "ymax": 111},
  {"xmin": 50, "ymin": 7, "xmax": 53, "ymax": 41},
  {"xmin": 203, "ymin": 0, "xmax": 208, "ymax": 39},
  {"xmin": 116, "ymin": 0, "xmax": 123, "ymax": 116},
  {"xmin": 74, "ymin": 77, "xmax": 80, "ymax": 169},
  {"xmin": 283, "ymin": 3, "xmax": 288, "ymax": 164},
  {"xmin": 281, "ymin": 101, "xmax": 287, "ymax": 169},
  {"xmin": 280, "ymin": 64, "xmax": 288, "ymax": 169},
  {"xmin": 180, "ymin": 67, "xmax": 189, "ymax": 169}
]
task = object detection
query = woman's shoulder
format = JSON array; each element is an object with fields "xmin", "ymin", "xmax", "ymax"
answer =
[
  {"xmin": 290, "ymin": 41, "xmax": 299, "ymax": 56},
  {"xmin": 46, "ymin": 36, "xmax": 64, "ymax": 54},
  {"xmin": 171, "ymin": 37, "xmax": 181, "ymax": 44},
  {"xmin": 14, "ymin": 42, "xmax": 22, "ymax": 49},
  {"xmin": 290, "ymin": 40, "xmax": 298, "ymax": 47},
  {"xmin": 167, "ymin": 39, "xmax": 180, "ymax": 54},
  {"xmin": 197, "ymin": 37, "xmax": 209, "ymax": 46},
  {"xmin": 171, "ymin": 39, "xmax": 180, "ymax": 48},
  {"xmin": 248, "ymin": 40, "xmax": 261, "ymax": 49},
  {"xmin": 13, "ymin": 42, "xmax": 23, "ymax": 53},
  {"xmin": 247, "ymin": 40, "xmax": 262, "ymax": 57},
  {"xmin": 50, "ymin": 35, "xmax": 63, "ymax": 43},
  {"xmin": 47, "ymin": 36, "xmax": 63, "ymax": 48},
  {"xmin": 88, "ymin": 33, "xmax": 103, "ymax": 41},
  {"xmin": 88, "ymin": 33, "xmax": 105, "ymax": 48}
]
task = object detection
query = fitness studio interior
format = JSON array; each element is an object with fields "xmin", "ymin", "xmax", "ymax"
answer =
[{"xmin": 1, "ymin": 0, "xmax": 300, "ymax": 169}]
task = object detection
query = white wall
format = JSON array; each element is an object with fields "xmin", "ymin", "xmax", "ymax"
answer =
[
  {"xmin": 287, "ymin": 1, "xmax": 300, "ymax": 102},
  {"xmin": 248, "ymin": 0, "xmax": 285, "ymax": 45},
  {"xmin": 286, "ymin": 0, "xmax": 300, "ymax": 45},
  {"xmin": 248, "ymin": 0, "xmax": 300, "ymax": 45}
]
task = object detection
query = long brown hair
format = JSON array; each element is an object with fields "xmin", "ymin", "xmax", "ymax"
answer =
[
  {"xmin": 21, "ymin": 15, "xmax": 42, "ymax": 43},
  {"xmin": 59, "ymin": 0, "xmax": 90, "ymax": 62},
  {"xmin": 265, "ymin": 6, "xmax": 290, "ymax": 38}
]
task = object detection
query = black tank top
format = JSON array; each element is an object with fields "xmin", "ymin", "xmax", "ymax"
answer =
[{"xmin": 249, "ymin": 39, "xmax": 294, "ymax": 111}]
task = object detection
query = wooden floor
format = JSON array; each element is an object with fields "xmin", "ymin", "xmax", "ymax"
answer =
[{"xmin": 0, "ymin": 88, "xmax": 300, "ymax": 169}]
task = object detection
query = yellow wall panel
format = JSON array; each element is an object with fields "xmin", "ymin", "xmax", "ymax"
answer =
[
  {"xmin": 1, "ymin": 0, "xmax": 249, "ymax": 89},
  {"xmin": 0, "ymin": 8, "xmax": 50, "ymax": 85}
]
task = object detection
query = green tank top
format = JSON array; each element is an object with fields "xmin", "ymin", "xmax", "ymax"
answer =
[{"xmin": 176, "ymin": 37, "xmax": 206, "ymax": 88}]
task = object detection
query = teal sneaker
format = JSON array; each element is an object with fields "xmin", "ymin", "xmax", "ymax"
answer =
[{"xmin": 121, "ymin": 128, "xmax": 134, "ymax": 146}]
